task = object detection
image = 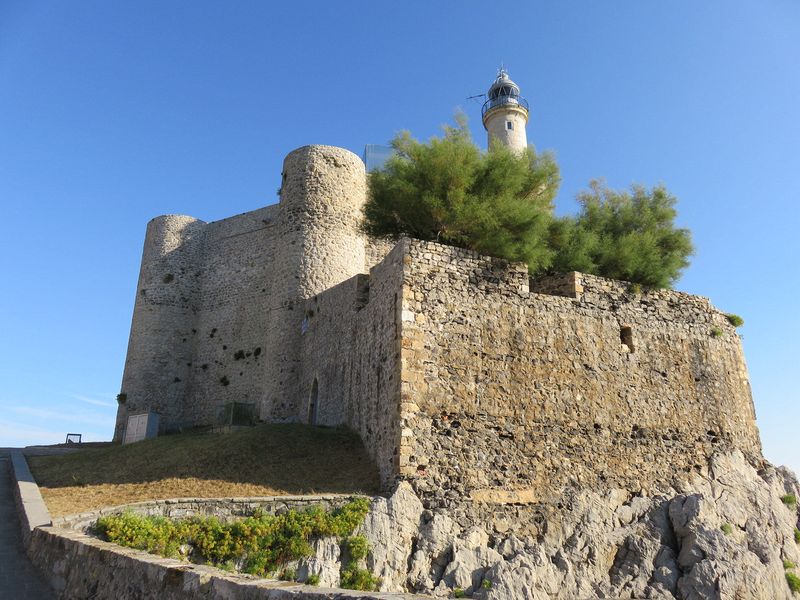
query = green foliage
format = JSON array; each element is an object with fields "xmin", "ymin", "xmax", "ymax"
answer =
[
  {"xmin": 363, "ymin": 119, "xmax": 693, "ymax": 288},
  {"xmin": 720, "ymin": 523, "xmax": 733, "ymax": 535},
  {"xmin": 787, "ymin": 571, "xmax": 800, "ymax": 593},
  {"xmin": 711, "ymin": 326, "xmax": 724, "ymax": 338},
  {"xmin": 363, "ymin": 116, "xmax": 560, "ymax": 274},
  {"xmin": 795, "ymin": 528, "xmax": 800, "ymax": 544},
  {"xmin": 785, "ymin": 560, "xmax": 796, "ymax": 569},
  {"xmin": 482, "ymin": 578, "xmax": 492, "ymax": 589},
  {"xmin": 781, "ymin": 494, "xmax": 797, "ymax": 508},
  {"xmin": 549, "ymin": 181, "xmax": 694, "ymax": 288},
  {"xmin": 725, "ymin": 313, "xmax": 745, "ymax": 328},
  {"xmin": 340, "ymin": 565, "xmax": 381, "ymax": 591},
  {"xmin": 454, "ymin": 588, "xmax": 466, "ymax": 598},
  {"xmin": 344, "ymin": 535, "xmax": 370, "ymax": 561},
  {"xmin": 94, "ymin": 498, "xmax": 371, "ymax": 578},
  {"xmin": 306, "ymin": 574, "xmax": 320, "ymax": 585},
  {"xmin": 280, "ymin": 568, "xmax": 297, "ymax": 581},
  {"xmin": 339, "ymin": 533, "xmax": 380, "ymax": 591}
]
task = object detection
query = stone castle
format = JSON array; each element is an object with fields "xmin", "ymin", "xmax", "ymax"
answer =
[{"xmin": 115, "ymin": 71, "xmax": 762, "ymax": 536}]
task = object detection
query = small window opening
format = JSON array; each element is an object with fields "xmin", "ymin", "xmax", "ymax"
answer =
[
  {"xmin": 506, "ymin": 121, "xmax": 514, "ymax": 130},
  {"xmin": 308, "ymin": 378, "xmax": 319, "ymax": 425},
  {"xmin": 620, "ymin": 326, "xmax": 634, "ymax": 353}
]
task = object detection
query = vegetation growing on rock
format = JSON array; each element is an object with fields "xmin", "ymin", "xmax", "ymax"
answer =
[{"xmin": 94, "ymin": 498, "xmax": 379, "ymax": 589}]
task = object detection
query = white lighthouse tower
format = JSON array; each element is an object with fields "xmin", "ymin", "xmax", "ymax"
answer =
[{"xmin": 481, "ymin": 69, "xmax": 529, "ymax": 153}]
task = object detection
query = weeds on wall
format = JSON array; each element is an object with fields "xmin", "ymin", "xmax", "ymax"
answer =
[
  {"xmin": 710, "ymin": 326, "xmax": 723, "ymax": 338},
  {"xmin": 725, "ymin": 313, "xmax": 745, "ymax": 328},
  {"xmin": 787, "ymin": 571, "xmax": 800, "ymax": 593},
  {"xmin": 781, "ymin": 494, "xmax": 797, "ymax": 508},
  {"xmin": 93, "ymin": 498, "xmax": 379, "ymax": 590}
]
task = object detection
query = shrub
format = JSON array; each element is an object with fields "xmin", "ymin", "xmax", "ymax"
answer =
[
  {"xmin": 725, "ymin": 313, "xmax": 744, "ymax": 327},
  {"xmin": 344, "ymin": 535, "xmax": 370, "ymax": 561},
  {"xmin": 785, "ymin": 559, "xmax": 796, "ymax": 569},
  {"xmin": 454, "ymin": 588, "xmax": 466, "ymax": 598},
  {"xmin": 710, "ymin": 327, "xmax": 723, "ymax": 338},
  {"xmin": 340, "ymin": 565, "xmax": 380, "ymax": 591},
  {"xmin": 482, "ymin": 578, "xmax": 492, "ymax": 589},
  {"xmin": 280, "ymin": 568, "xmax": 297, "ymax": 581},
  {"xmin": 787, "ymin": 571, "xmax": 800, "ymax": 593},
  {"xmin": 720, "ymin": 523, "xmax": 733, "ymax": 535},
  {"xmin": 94, "ymin": 499, "xmax": 372, "ymax": 579},
  {"xmin": 116, "ymin": 393, "xmax": 127, "ymax": 404},
  {"xmin": 795, "ymin": 528, "xmax": 800, "ymax": 544},
  {"xmin": 782, "ymin": 494, "xmax": 797, "ymax": 508},
  {"xmin": 306, "ymin": 574, "xmax": 320, "ymax": 585}
]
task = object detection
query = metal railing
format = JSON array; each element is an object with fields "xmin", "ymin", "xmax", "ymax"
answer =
[{"xmin": 481, "ymin": 95, "xmax": 529, "ymax": 118}]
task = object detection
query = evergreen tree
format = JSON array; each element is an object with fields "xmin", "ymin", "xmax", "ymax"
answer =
[
  {"xmin": 363, "ymin": 120, "xmax": 694, "ymax": 288},
  {"xmin": 550, "ymin": 181, "xmax": 694, "ymax": 288},
  {"xmin": 363, "ymin": 118, "xmax": 560, "ymax": 273}
]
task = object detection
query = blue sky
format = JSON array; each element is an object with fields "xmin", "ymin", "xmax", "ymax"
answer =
[{"xmin": 1, "ymin": 2, "xmax": 798, "ymax": 472}]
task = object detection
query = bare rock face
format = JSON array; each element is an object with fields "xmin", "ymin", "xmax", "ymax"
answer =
[{"xmin": 362, "ymin": 451, "xmax": 800, "ymax": 599}]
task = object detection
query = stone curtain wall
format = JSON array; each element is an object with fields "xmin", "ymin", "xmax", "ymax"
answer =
[
  {"xmin": 117, "ymin": 146, "xmax": 368, "ymax": 439},
  {"xmin": 396, "ymin": 240, "xmax": 761, "ymax": 536},
  {"xmin": 300, "ymin": 242, "xmax": 407, "ymax": 486}
]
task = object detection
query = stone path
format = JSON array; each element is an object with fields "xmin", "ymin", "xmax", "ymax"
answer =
[{"xmin": 0, "ymin": 457, "xmax": 55, "ymax": 599}]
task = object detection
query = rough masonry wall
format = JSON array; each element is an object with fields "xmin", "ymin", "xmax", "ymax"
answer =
[
  {"xmin": 396, "ymin": 240, "xmax": 762, "ymax": 536},
  {"xmin": 300, "ymin": 241, "xmax": 407, "ymax": 485},
  {"xmin": 117, "ymin": 145, "xmax": 369, "ymax": 438},
  {"xmin": 116, "ymin": 215, "xmax": 208, "ymax": 438}
]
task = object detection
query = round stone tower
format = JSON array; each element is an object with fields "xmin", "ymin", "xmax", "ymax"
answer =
[
  {"xmin": 114, "ymin": 214, "xmax": 207, "ymax": 441},
  {"xmin": 481, "ymin": 69, "xmax": 529, "ymax": 153},
  {"xmin": 261, "ymin": 144, "xmax": 367, "ymax": 422}
]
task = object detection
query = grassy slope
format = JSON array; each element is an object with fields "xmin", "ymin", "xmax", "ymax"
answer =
[{"xmin": 28, "ymin": 424, "xmax": 381, "ymax": 517}]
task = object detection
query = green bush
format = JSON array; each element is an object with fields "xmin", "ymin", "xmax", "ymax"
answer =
[
  {"xmin": 549, "ymin": 181, "xmax": 694, "ymax": 288},
  {"xmin": 711, "ymin": 327, "xmax": 723, "ymax": 338},
  {"xmin": 340, "ymin": 565, "xmax": 380, "ymax": 591},
  {"xmin": 454, "ymin": 589, "xmax": 466, "ymax": 598},
  {"xmin": 94, "ymin": 498, "xmax": 371, "ymax": 578},
  {"xmin": 782, "ymin": 494, "xmax": 797, "ymax": 508},
  {"xmin": 784, "ymin": 559, "xmax": 796, "ymax": 569},
  {"xmin": 720, "ymin": 523, "xmax": 733, "ymax": 535},
  {"xmin": 344, "ymin": 535, "xmax": 370, "ymax": 561},
  {"xmin": 306, "ymin": 574, "xmax": 320, "ymax": 585},
  {"xmin": 725, "ymin": 313, "xmax": 744, "ymax": 327},
  {"xmin": 482, "ymin": 578, "xmax": 492, "ymax": 589},
  {"xmin": 787, "ymin": 571, "xmax": 800, "ymax": 593},
  {"xmin": 795, "ymin": 528, "xmax": 800, "ymax": 544}
]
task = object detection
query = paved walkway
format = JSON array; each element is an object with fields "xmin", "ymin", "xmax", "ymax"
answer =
[{"xmin": 0, "ymin": 457, "xmax": 55, "ymax": 599}]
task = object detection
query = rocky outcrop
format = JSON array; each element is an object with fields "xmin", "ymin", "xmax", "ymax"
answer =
[{"xmin": 362, "ymin": 450, "xmax": 800, "ymax": 599}]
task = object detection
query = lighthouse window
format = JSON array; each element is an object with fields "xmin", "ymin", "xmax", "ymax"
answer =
[{"xmin": 506, "ymin": 121, "xmax": 514, "ymax": 130}]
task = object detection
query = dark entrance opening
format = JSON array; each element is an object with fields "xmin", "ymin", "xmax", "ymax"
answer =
[{"xmin": 308, "ymin": 378, "xmax": 319, "ymax": 425}]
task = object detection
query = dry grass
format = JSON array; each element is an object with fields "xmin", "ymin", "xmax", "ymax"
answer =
[{"xmin": 28, "ymin": 424, "xmax": 381, "ymax": 517}]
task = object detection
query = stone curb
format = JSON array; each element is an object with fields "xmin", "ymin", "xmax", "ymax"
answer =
[{"xmin": 8, "ymin": 449, "xmax": 52, "ymax": 546}]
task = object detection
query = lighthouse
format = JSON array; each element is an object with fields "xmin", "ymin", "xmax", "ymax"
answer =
[{"xmin": 481, "ymin": 69, "xmax": 529, "ymax": 153}]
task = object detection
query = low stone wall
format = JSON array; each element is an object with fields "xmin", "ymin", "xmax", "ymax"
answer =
[
  {"xmin": 54, "ymin": 494, "xmax": 361, "ymax": 532},
  {"xmin": 9, "ymin": 452, "xmax": 423, "ymax": 600},
  {"xmin": 28, "ymin": 525, "xmax": 424, "ymax": 600}
]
